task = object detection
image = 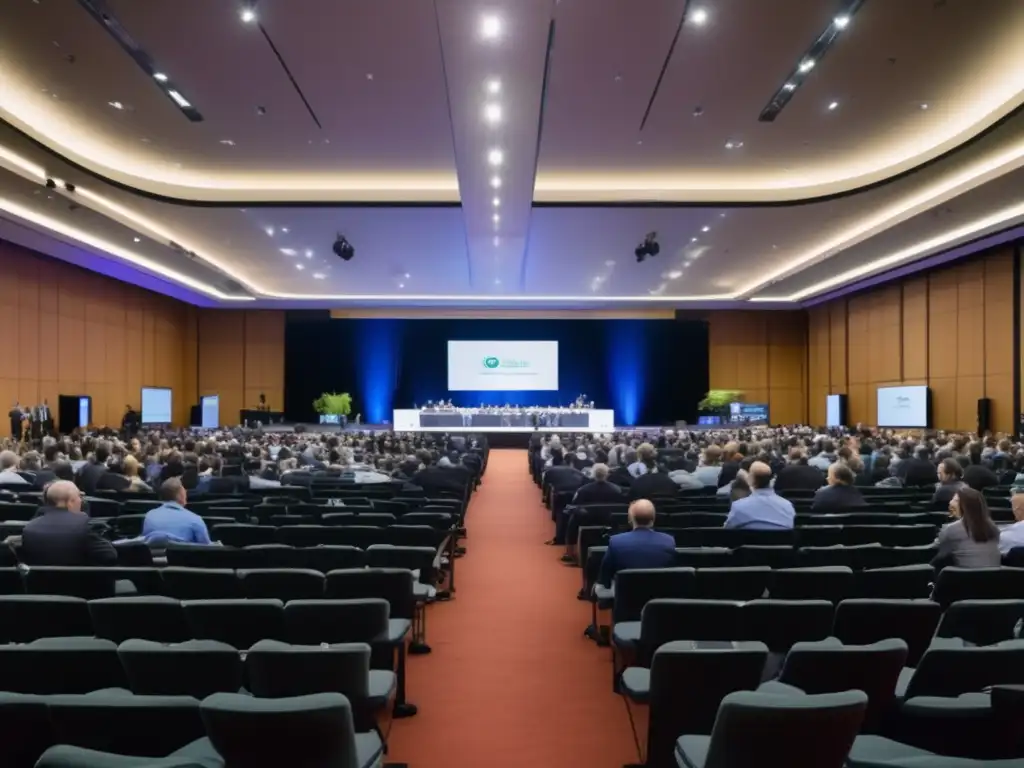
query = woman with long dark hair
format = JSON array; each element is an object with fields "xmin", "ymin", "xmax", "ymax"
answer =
[{"xmin": 934, "ymin": 487, "xmax": 1002, "ymax": 569}]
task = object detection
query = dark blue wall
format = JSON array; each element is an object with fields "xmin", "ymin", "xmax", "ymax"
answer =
[{"xmin": 284, "ymin": 317, "xmax": 708, "ymax": 426}]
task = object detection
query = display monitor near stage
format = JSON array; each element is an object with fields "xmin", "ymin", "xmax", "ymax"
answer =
[{"xmin": 447, "ymin": 340, "xmax": 559, "ymax": 391}]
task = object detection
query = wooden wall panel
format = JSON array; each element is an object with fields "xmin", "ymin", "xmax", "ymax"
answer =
[
  {"xmin": 0, "ymin": 240, "xmax": 195, "ymax": 429},
  {"xmin": 707, "ymin": 311, "xmax": 806, "ymax": 424},
  {"xmin": 810, "ymin": 246, "xmax": 1016, "ymax": 431}
]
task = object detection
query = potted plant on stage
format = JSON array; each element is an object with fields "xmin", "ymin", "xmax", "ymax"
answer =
[
  {"xmin": 313, "ymin": 392, "xmax": 352, "ymax": 428},
  {"xmin": 697, "ymin": 390, "xmax": 743, "ymax": 424}
]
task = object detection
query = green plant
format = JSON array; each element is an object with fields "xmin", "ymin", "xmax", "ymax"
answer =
[
  {"xmin": 313, "ymin": 392, "xmax": 352, "ymax": 416},
  {"xmin": 697, "ymin": 390, "xmax": 743, "ymax": 411}
]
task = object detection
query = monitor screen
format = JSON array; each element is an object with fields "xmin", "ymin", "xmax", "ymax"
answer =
[
  {"xmin": 877, "ymin": 385, "xmax": 930, "ymax": 428},
  {"xmin": 729, "ymin": 402, "xmax": 769, "ymax": 423},
  {"xmin": 447, "ymin": 340, "xmax": 559, "ymax": 391},
  {"xmin": 826, "ymin": 394, "xmax": 843, "ymax": 427},
  {"xmin": 141, "ymin": 387, "xmax": 172, "ymax": 424},
  {"xmin": 200, "ymin": 395, "xmax": 219, "ymax": 429}
]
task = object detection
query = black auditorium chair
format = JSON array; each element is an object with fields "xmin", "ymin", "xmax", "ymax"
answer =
[
  {"xmin": 0, "ymin": 594, "xmax": 93, "ymax": 643},
  {"xmin": 89, "ymin": 596, "xmax": 191, "ymax": 644},
  {"xmin": 238, "ymin": 568, "xmax": 326, "ymax": 601},
  {"xmin": 0, "ymin": 637, "xmax": 128, "ymax": 694},
  {"xmin": 161, "ymin": 567, "xmax": 242, "ymax": 600},
  {"xmin": 832, "ymin": 599, "xmax": 942, "ymax": 668},
  {"xmin": 182, "ymin": 599, "xmax": 287, "ymax": 649},
  {"xmin": 118, "ymin": 639, "xmax": 244, "ymax": 699}
]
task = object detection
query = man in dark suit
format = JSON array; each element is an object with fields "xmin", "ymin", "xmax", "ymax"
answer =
[
  {"xmin": 572, "ymin": 463, "xmax": 623, "ymax": 506},
  {"xmin": 597, "ymin": 499, "xmax": 677, "ymax": 587},
  {"xmin": 810, "ymin": 462, "xmax": 866, "ymax": 513},
  {"xmin": 19, "ymin": 480, "xmax": 117, "ymax": 566},
  {"xmin": 628, "ymin": 463, "xmax": 679, "ymax": 501},
  {"xmin": 896, "ymin": 446, "xmax": 938, "ymax": 487},
  {"xmin": 773, "ymin": 448, "xmax": 825, "ymax": 494},
  {"xmin": 558, "ymin": 463, "xmax": 624, "ymax": 554},
  {"xmin": 76, "ymin": 441, "xmax": 112, "ymax": 495},
  {"xmin": 8, "ymin": 402, "xmax": 22, "ymax": 439}
]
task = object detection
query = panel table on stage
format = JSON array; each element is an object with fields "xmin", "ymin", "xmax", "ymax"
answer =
[{"xmin": 394, "ymin": 408, "xmax": 614, "ymax": 431}]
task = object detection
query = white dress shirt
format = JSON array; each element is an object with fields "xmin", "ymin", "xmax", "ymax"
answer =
[{"xmin": 999, "ymin": 521, "xmax": 1024, "ymax": 555}]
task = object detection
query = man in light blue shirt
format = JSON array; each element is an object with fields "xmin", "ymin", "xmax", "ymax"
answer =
[
  {"xmin": 143, "ymin": 478, "xmax": 212, "ymax": 544},
  {"xmin": 725, "ymin": 462, "xmax": 795, "ymax": 530}
]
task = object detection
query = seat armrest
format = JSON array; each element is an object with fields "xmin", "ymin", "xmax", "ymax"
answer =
[{"xmin": 620, "ymin": 667, "xmax": 650, "ymax": 703}]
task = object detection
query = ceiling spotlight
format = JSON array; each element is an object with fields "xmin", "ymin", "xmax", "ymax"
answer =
[
  {"xmin": 634, "ymin": 231, "xmax": 660, "ymax": 263},
  {"xmin": 719, "ymin": 212, "xmax": 727, "ymax": 218},
  {"xmin": 483, "ymin": 103, "xmax": 502, "ymax": 124},
  {"xmin": 691, "ymin": 237, "xmax": 698, "ymax": 243},
  {"xmin": 404, "ymin": 272, "xmax": 411, "ymax": 279},
  {"xmin": 304, "ymin": 249, "xmax": 313, "ymax": 259},
  {"xmin": 486, "ymin": 79, "xmax": 501, "ymax": 94},
  {"xmin": 668, "ymin": 270, "xmax": 683, "ymax": 279},
  {"xmin": 690, "ymin": 7, "xmax": 708, "ymax": 25},
  {"xmin": 398, "ymin": 283, "xmax": 405, "ymax": 289},
  {"xmin": 219, "ymin": 139, "xmax": 235, "ymax": 146},
  {"xmin": 490, "ymin": 176, "xmax": 501, "ymax": 188},
  {"xmin": 313, "ymin": 272, "xmax": 325, "ymax": 279},
  {"xmin": 725, "ymin": 141, "xmax": 743, "ymax": 149},
  {"xmin": 332, "ymin": 234, "xmax": 355, "ymax": 262},
  {"xmin": 107, "ymin": 100, "xmax": 124, "ymax": 110},
  {"xmin": 279, "ymin": 248, "xmax": 297, "ymax": 256},
  {"xmin": 264, "ymin": 227, "xmax": 274, "ymax": 237},
  {"xmin": 782, "ymin": 82, "xmax": 796, "ymax": 92},
  {"xmin": 828, "ymin": 100, "xmax": 839, "ymax": 110},
  {"xmin": 153, "ymin": 72, "xmax": 168, "ymax": 82},
  {"xmin": 493, "ymin": 236, "xmax": 500, "ymax": 246},
  {"xmin": 133, "ymin": 237, "xmax": 141, "ymax": 243},
  {"xmin": 494, "ymin": 279, "xmax": 502, "ymax": 285},
  {"xmin": 487, "ymin": 148, "xmax": 504, "ymax": 166},
  {"xmin": 798, "ymin": 59, "xmax": 815, "ymax": 73},
  {"xmin": 281, "ymin": 227, "xmax": 289, "ymax": 233},
  {"xmin": 920, "ymin": 103, "xmax": 929, "ymax": 110},
  {"xmin": 492, "ymin": 197, "xmax": 500, "ymax": 206},
  {"xmin": 239, "ymin": 4, "xmax": 257, "ymax": 23},
  {"xmin": 833, "ymin": 14, "xmax": 850, "ymax": 29},
  {"xmin": 480, "ymin": 15, "xmax": 502, "ymax": 39},
  {"xmin": 295, "ymin": 263, "xmax": 304, "ymax": 270},
  {"xmin": 492, "ymin": 213, "xmax": 500, "ymax": 223},
  {"xmin": 701, "ymin": 225, "xmax": 710, "ymax": 232}
]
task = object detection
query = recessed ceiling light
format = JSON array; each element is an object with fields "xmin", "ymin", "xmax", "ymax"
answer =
[
  {"xmin": 828, "ymin": 100, "xmax": 839, "ymax": 110},
  {"xmin": 313, "ymin": 272, "xmax": 325, "ymax": 279},
  {"xmin": 107, "ymin": 100, "xmax": 124, "ymax": 110},
  {"xmin": 280, "ymin": 248, "xmax": 297, "ymax": 256},
  {"xmin": 636, "ymin": 140, "xmax": 643, "ymax": 145},
  {"xmin": 264, "ymin": 227, "xmax": 274, "ymax": 237},
  {"xmin": 167, "ymin": 90, "xmax": 191, "ymax": 109},
  {"xmin": 920, "ymin": 103, "xmax": 929, "ymax": 110},
  {"xmin": 691, "ymin": 237, "xmax": 698, "ymax": 243},
  {"xmin": 798, "ymin": 59, "xmax": 815, "ymax": 73},
  {"xmin": 304, "ymin": 249, "xmax": 313, "ymax": 258},
  {"xmin": 492, "ymin": 197, "xmax": 500, "ymax": 206},
  {"xmin": 486, "ymin": 79, "xmax": 501, "ymax": 94},
  {"xmin": 295, "ymin": 263, "xmax": 305, "ymax": 271},
  {"xmin": 492, "ymin": 213, "xmax": 500, "ymax": 223},
  {"xmin": 783, "ymin": 82, "xmax": 796, "ymax": 92},
  {"xmin": 725, "ymin": 141, "xmax": 743, "ymax": 149},
  {"xmin": 153, "ymin": 73, "xmax": 168, "ymax": 82},
  {"xmin": 493, "ymin": 236, "xmax": 500, "ymax": 246},
  {"xmin": 490, "ymin": 176, "xmax": 501, "ymax": 188},
  {"xmin": 719, "ymin": 212, "xmax": 727, "ymax": 218},
  {"xmin": 281, "ymin": 227, "xmax": 289, "ymax": 233},
  {"xmin": 483, "ymin": 103, "xmax": 502, "ymax": 124},
  {"xmin": 494, "ymin": 279, "xmax": 502, "ymax": 285},
  {"xmin": 487, "ymin": 148, "xmax": 504, "ymax": 166},
  {"xmin": 365, "ymin": 73, "xmax": 374, "ymax": 81},
  {"xmin": 701, "ymin": 225, "xmax": 710, "ymax": 232},
  {"xmin": 239, "ymin": 6, "xmax": 257, "ymax": 23},
  {"xmin": 219, "ymin": 139, "xmax": 235, "ymax": 146},
  {"xmin": 614, "ymin": 74, "xmax": 623, "ymax": 82},
  {"xmin": 605, "ymin": 259, "xmax": 616, "ymax": 267},
  {"xmin": 833, "ymin": 14, "xmax": 850, "ymax": 29},
  {"xmin": 690, "ymin": 7, "xmax": 708, "ymax": 25},
  {"xmin": 668, "ymin": 270, "xmax": 683, "ymax": 279},
  {"xmin": 398, "ymin": 283, "xmax": 405, "ymax": 289},
  {"xmin": 133, "ymin": 237, "xmax": 141, "ymax": 243},
  {"xmin": 404, "ymin": 272, "xmax": 411, "ymax": 279},
  {"xmin": 480, "ymin": 15, "xmax": 502, "ymax": 39}
]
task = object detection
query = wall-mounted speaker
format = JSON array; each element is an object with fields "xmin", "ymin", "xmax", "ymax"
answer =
[{"xmin": 977, "ymin": 397, "xmax": 992, "ymax": 434}]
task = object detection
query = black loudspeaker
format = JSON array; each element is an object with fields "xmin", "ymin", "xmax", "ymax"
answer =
[{"xmin": 977, "ymin": 397, "xmax": 992, "ymax": 434}]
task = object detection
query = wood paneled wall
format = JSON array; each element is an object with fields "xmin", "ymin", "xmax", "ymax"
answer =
[
  {"xmin": 807, "ymin": 249, "xmax": 1015, "ymax": 432},
  {"xmin": 707, "ymin": 311, "xmax": 808, "ymax": 425},
  {"xmin": 196, "ymin": 309, "xmax": 285, "ymax": 425},
  {"xmin": 0, "ymin": 240, "xmax": 196, "ymax": 429},
  {"xmin": 0, "ymin": 241, "xmax": 285, "ymax": 429}
]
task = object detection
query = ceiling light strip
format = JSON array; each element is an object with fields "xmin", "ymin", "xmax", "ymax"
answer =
[
  {"xmin": 638, "ymin": 0, "xmax": 692, "ymax": 132},
  {"xmin": 757, "ymin": 0, "xmax": 865, "ymax": 122},
  {"xmin": 0, "ymin": 198, "xmax": 249, "ymax": 300},
  {"xmin": 751, "ymin": 199, "xmax": 1024, "ymax": 301},
  {"xmin": 734, "ymin": 139, "xmax": 1024, "ymax": 297},
  {"xmin": 76, "ymin": 0, "xmax": 203, "ymax": 121}
]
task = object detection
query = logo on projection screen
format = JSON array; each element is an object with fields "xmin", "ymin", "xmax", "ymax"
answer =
[
  {"xmin": 483, "ymin": 357, "xmax": 500, "ymax": 369},
  {"xmin": 482, "ymin": 356, "xmax": 529, "ymax": 370}
]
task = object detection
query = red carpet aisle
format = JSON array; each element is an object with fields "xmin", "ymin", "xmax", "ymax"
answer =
[{"xmin": 387, "ymin": 449, "xmax": 642, "ymax": 768}]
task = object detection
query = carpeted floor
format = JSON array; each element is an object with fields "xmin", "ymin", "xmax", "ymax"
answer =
[{"xmin": 386, "ymin": 449, "xmax": 644, "ymax": 768}]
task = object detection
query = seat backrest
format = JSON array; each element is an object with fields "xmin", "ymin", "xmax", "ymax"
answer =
[
  {"xmin": 612, "ymin": 568, "xmax": 696, "ymax": 623},
  {"xmin": 237, "ymin": 569, "xmax": 326, "ymax": 601},
  {"xmin": 933, "ymin": 567, "xmax": 1024, "ymax": 606},
  {"xmin": 907, "ymin": 639, "xmax": 1024, "ymax": 698},
  {"xmin": 0, "ymin": 594, "xmax": 92, "ymax": 644},
  {"xmin": 118, "ymin": 639, "xmax": 244, "ymax": 699},
  {"xmin": 324, "ymin": 568, "xmax": 415, "ymax": 619},
  {"xmin": 24, "ymin": 566, "xmax": 115, "ymax": 600},
  {"xmin": 832, "ymin": 598, "xmax": 941, "ymax": 668},
  {"xmin": 182, "ymin": 598, "xmax": 286, "ymax": 649},
  {"xmin": 742, "ymin": 600, "xmax": 834, "ymax": 652},
  {"xmin": 246, "ymin": 640, "xmax": 371, "ymax": 700},
  {"xmin": 770, "ymin": 567, "xmax": 854, "ymax": 603},
  {"xmin": 284, "ymin": 598, "xmax": 390, "ymax": 645},
  {"xmin": 703, "ymin": 689, "xmax": 867, "ymax": 768},
  {"xmin": 855, "ymin": 564, "xmax": 934, "ymax": 599},
  {"xmin": 639, "ymin": 599, "xmax": 744, "ymax": 663},
  {"xmin": 88, "ymin": 596, "xmax": 190, "ymax": 644},
  {"xmin": 161, "ymin": 567, "xmax": 242, "ymax": 600},
  {"xmin": 0, "ymin": 638, "xmax": 127, "ymax": 694},
  {"xmin": 0, "ymin": 691, "xmax": 53, "ymax": 768},
  {"xmin": 733, "ymin": 546, "xmax": 799, "ymax": 569},
  {"xmin": 778, "ymin": 639, "xmax": 907, "ymax": 731},
  {"xmin": 935, "ymin": 600, "xmax": 1024, "ymax": 647},
  {"xmin": 695, "ymin": 567, "xmax": 771, "ymax": 601},
  {"xmin": 646, "ymin": 641, "xmax": 769, "ymax": 766}
]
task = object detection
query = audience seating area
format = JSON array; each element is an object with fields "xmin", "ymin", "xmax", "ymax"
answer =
[
  {"xmin": 529, "ymin": 443, "xmax": 1024, "ymax": 767},
  {"xmin": 0, "ymin": 476, "xmax": 477, "ymax": 768}
]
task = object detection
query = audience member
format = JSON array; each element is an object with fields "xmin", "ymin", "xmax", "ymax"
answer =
[
  {"xmin": 597, "ymin": 499, "xmax": 676, "ymax": 587},
  {"xmin": 0, "ymin": 449, "xmax": 29, "ymax": 485},
  {"xmin": 810, "ymin": 462, "xmax": 865, "ymax": 512},
  {"xmin": 20, "ymin": 480, "xmax": 117, "ymax": 565},
  {"xmin": 931, "ymin": 457, "xmax": 966, "ymax": 511},
  {"xmin": 142, "ymin": 478, "xmax": 212, "ymax": 545},
  {"xmin": 571, "ymin": 463, "xmax": 621, "ymax": 505},
  {"xmin": 724, "ymin": 461, "xmax": 795, "ymax": 530},
  {"xmin": 999, "ymin": 493, "xmax": 1024, "ymax": 555},
  {"xmin": 934, "ymin": 487, "xmax": 1001, "ymax": 569},
  {"xmin": 773, "ymin": 448, "xmax": 824, "ymax": 494}
]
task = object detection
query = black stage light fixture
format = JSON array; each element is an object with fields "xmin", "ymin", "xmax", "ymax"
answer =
[
  {"xmin": 333, "ymin": 235, "xmax": 355, "ymax": 261},
  {"xmin": 45, "ymin": 178, "xmax": 57, "ymax": 189},
  {"xmin": 635, "ymin": 231, "xmax": 660, "ymax": 263}
]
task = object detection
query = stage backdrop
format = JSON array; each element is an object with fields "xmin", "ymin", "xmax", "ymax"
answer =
[{"xmin": 284, "ymin": 316, "xmax": 708, "ymax": 426}]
